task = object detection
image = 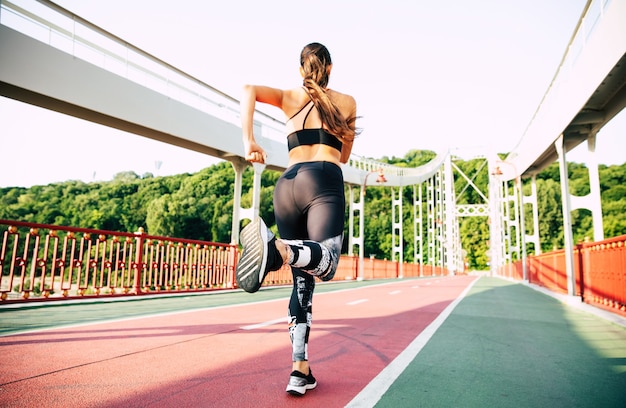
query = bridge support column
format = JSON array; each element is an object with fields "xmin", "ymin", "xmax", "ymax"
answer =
[
  {"xmin": 348, "ymin": 186, "xmax": 364, "ymax": 280},
  {"xmin": 515, "ymin": 176, "xmax": 528, "ymax": 282},
  {"xmin": 436, "ymin": 168, "xmax": 445, "ymax": 275},
  {"xmin": 571, "ymin": 134, "xmax": 604, "ymax": 242},
  {"xmin": 427, "ymin": 176, "xmax": 436, "ymax": 274},
  {"xmin": 443, "ymin": 154, "xmax": 457, "ymax": 275},
  {"xmin": 499, "ymin": 179, "xmax": 509, "ymax": 269},
  {"xmin": 230, "ymin": 161, "xmax": 265, "ymax": 245},
  {"xmin": 230, "ymin": 160, "xmax": 246, "ymax": 245},
  {"xmin": 527, "ymin": 175, "xmax": 541, "ymax": 256},
  {"xmin": 413, "ymin": 184, "xmax": 424, "ymax": 277},
  {"xmin": 426, "ymin": 170, "xmax": 445, "ymax": 276},
  {"xmin": 249, "ymin": 162, "xmax": 265, "ymax": 218},
  {"xmin": 555, "ymin": 135, "xmax": 577, "ymax": 297},
  {"xmin": 488, "ymin": 156, "xmax": 505, "ymax": 276},
  {"xmin": 504, "ymin": 177, "xmax": 524, "ymax": 269},
  {"xmin": 586, "ymin": 135, "xmax": 604, "ymax": 242},
  {"xmin": 391, "ymin": 186, "xmax": 404, "ymax": 278}
]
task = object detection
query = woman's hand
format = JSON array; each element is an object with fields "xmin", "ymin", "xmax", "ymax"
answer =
[{"xmin": 244, "ymin": 140, "xmax": 267, "ymax": 163}]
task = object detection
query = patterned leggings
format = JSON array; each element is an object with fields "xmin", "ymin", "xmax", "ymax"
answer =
[{"xmin": 273, "ymin": 161, "xmax": 345, "ymax": 361}]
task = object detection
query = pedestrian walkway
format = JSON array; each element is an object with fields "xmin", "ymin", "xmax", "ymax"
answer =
[
  {"xmin": 369, "ymin": 277, "xmax": 626, "ymax": 408},
  {"xmin": 0, "ymin": 276, "xmax": 624, "ymax": 407}
]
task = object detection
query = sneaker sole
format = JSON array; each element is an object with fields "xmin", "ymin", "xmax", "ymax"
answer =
[
  {"xmin": 236, "ymin": 218, "xmax": 269, "ymax": 293},
  {"xmin": 286, "ymin": 382, "xmax": 317, "ymax": 396},
  {"xmin": 286, "ymin": 371, "xmax": 317, "ymax": 396}
]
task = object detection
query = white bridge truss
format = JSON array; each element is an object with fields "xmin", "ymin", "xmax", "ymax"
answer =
[{"xmin": 2, "ymin": 0, "xmax": 623, "ymax": 290}]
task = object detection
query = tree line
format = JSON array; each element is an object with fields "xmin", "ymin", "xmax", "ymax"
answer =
[{"xmin": 1, "ymin": 150, "xmax": 624, "ymax": 270}]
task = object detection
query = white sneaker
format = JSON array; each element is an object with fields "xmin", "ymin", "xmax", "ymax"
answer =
[
  {"xmin": 286, "ymin": 370, "xmax": 317, "ymax": 396},
  {"xmin": 236, "ymin": 218, "xmax": 275, "ymax": 293}
]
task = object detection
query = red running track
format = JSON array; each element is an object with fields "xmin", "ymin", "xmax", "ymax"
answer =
[{"xmin": 0, "ymin": 275, "xmax": 476, "ymax": 408}]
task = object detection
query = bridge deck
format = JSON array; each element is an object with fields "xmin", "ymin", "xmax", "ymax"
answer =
[{"xmin": 0, "ymin": 276, "xmax": 624, "ymax": 407}]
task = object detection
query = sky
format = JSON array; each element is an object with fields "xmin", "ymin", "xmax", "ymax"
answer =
[{"xmin": 1, "ymin": 0, "xmax": 624, "ymax": 188}]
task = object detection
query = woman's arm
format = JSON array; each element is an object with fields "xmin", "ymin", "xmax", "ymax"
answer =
[
  {"xmin": 339, "ymin": 97, "xmax": 357, "ymax": 164},
  {"xmin": 240, "ymin": 85, "xmax": 283, "ymax": 163},
  {"xmin": 340, "ymin": 139, "xmax": 354, "ymax": 164}
]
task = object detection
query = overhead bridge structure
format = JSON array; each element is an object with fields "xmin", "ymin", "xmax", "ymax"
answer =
[{"xmin": 1, "ymin": 0, "xmax": 624, "ymax": 291}]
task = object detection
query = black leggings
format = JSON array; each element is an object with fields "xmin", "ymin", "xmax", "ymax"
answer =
[{"xmin": 273, "ymin": 161, "xmax": 345, "ymax": 361}]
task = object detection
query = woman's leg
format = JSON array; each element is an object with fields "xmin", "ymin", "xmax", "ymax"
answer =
[
  {"xmin": 274, "ymin": 162, "xmax": 345, "ymax": 389},
  {"xmin": 280, "ymin": 235, "xmax": 342, "ymax": 281},
  {"xmin": 288, "ymin": 269, "xmax": 314, "ymax": 363}
]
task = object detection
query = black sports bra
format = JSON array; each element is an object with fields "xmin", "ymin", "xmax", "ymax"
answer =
[
  {"xmin": 286, "ymin": 99, "xmax": 342, "ymax": 153},
  {"xmin": 287, "ymin": 128, "xmax": 343, "ymax": 152}
]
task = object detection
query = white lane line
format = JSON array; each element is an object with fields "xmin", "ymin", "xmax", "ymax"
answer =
[
  {"xmin": 345, "ymin": 277, "xmax": 479, "ymax": 408},
  {"xmin": 389, "ymin": 290, "xmax": 401, "ymax": 295},
  {"xmin": 1, "ymin": 280, "xmax": 416, "ymax": 338},
  {"xmin": 347, "ymin": 299, "xmax": 368, "ymax": 306},
  {"xmin": 241, "ymin": 317, "xmax": 286, "ymax": 330},
  {"xmin": 412, "ymin": 285, "xmax": 420, "ymax": 289}
]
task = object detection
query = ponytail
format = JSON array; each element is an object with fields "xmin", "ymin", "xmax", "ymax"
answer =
[{"xmin": 300, "ymin": 43, "xmax": 359, "ymax": 143}]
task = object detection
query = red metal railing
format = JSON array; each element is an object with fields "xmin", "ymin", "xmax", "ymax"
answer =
[
  {"xmin": 579, "ymin": 236, "xmax": 626, "ymax": 314},
  {"xmin": 0, "ymin": 220, "xmax": 237, "ymax": 302},
  {"xmin": 1, "ymin": 220, "xmax": 450, "ymax": 303},
  {"xmin": 498, "ymin": 235, "xmax": 626, "ymax": 317}
]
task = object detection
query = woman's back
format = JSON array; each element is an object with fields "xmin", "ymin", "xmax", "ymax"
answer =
[{"xmin": 282, "ymin": 87, "xmax": 356, "ymax": 166}]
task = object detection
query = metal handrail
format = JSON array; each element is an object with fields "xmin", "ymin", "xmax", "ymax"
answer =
[
  {"xmin": 1, "ymin": 0, "xmax": 438, "ymax": 180},
  {"xmin": 507, "ymin": 0, "xmax": 610, "ymax": 158},
  {"xmin": 0, "ymin": 0, "xmax": 284, "ymax": 140}
]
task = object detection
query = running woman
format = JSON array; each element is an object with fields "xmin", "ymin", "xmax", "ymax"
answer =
[{"xmin": 236, "ymin": 42, "xmax": 358, "ymax": 396}]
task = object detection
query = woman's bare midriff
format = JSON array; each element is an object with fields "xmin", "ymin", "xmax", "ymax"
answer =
[{"xmin": 287, "ymin": 144, "xmax": 342, "ymax": 167}]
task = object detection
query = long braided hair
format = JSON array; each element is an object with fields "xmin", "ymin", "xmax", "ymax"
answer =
[{"xmin": 300, "ymin": 43, "xmax": 359, "ymax": 143}]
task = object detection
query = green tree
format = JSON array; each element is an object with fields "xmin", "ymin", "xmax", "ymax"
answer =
[{"xmin": 1, "ymin": 151, "xmax": 624, "ymax": 267}]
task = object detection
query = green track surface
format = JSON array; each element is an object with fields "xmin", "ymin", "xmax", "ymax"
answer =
[{"xmin": 376, "ymin": 277, "xmax": 626, "ymax": 408}]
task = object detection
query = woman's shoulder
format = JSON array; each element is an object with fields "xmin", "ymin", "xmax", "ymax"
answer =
[
  {"xmin": 327, "ymin": 89, "xmax": 356, "ymax": 115},
  {"xmin": 328, "ymin": 88, "xmax": 355, "ymax": 103},
  {"xmin": 282, "ymin": 87, "xmax": 311, "ymax": 113}
]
